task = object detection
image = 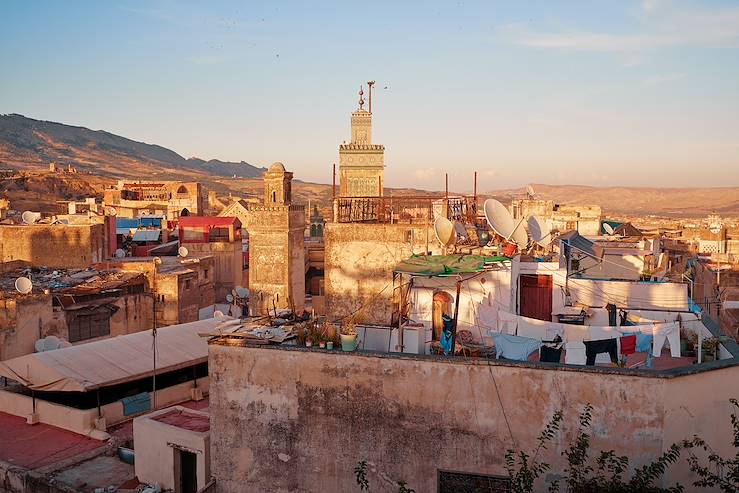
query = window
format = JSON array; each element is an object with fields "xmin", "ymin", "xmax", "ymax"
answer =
[
  {"xmin": 209, "ymin": 227, "xmax": 230, "ymax": 242},
  {"xmin": 68, "ymin": 311, "xmax": 111, "ymax": 343},
  {"xmin": 204, "ymin": 269, "xmax": 209, "ymax": 280},
  {"xmin": 437, "ymin": 471, "xmax": 511, "ymax": 493},
  {"xmin": 272, "ymin": 190, "xmax": 276, "ymax": 203}
]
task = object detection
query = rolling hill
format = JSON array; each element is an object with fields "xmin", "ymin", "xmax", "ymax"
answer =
[{"xmin": 0, "ymin": 113, "xmax": 264, "ymax": 179}]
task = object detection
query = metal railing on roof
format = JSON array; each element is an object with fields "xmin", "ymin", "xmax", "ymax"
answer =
[{"xmin": 333, "ymin": 195, "xmax": 477, "ymax": 224}]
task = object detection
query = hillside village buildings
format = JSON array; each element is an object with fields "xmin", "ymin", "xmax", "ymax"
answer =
[{"xmin": 0, "ymin": 88, "xmax": 737, "ymax": 493}]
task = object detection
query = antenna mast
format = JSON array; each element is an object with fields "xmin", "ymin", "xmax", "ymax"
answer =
[{"xmin": 367, "ymin": 80, "xmax": 375, "ymax": 114}]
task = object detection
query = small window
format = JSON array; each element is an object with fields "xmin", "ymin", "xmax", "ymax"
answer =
[
  {"xmin": 272, "ymin": 190, "xmax": 276, "ymax": 203},
  {"xmin": 185, "ymin": 279, "xmax": 191, "ymax": 290},
  {"xmin": 437, "ymin": 470, "xmax": 511, "ymax": 493},
  {"xmin": 204, "ymin": 269, "xmax": 209, "ymax": 280},
  {"xmin": 209, "ymin": 227, "xmax": 230, "ymax": 242},
  {"xmin": 68, "ymin": 312, "xmax": 111, "ymax": 343}
]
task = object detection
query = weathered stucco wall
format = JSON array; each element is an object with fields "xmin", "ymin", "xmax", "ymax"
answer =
[
  {"xmin": 247, "ymin": 206, "xmax": 305, "ymax": 315},
  {"xmin": 0, "ymin": 295, "xmax": 61, "ymax": 361},
  {"xmin": 0, "ymin": 223, "xmax": 105, "ymax": 268},
  {"xmin": 209, "ymin": 345, "xmax": 739, "ymax": 493},
  {"xmin": 325, "ymin": 223, "xmax": 442, "ymax": 325}
]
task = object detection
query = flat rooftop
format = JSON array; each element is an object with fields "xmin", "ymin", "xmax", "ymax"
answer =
[
  {"xmin": 0, "ymin": 411, "xmax": 105, "ymax": 469},
  {"xmin": 0, "ymin": 267, "xmax": 144, "ymax": 299},
  {"xmin": 152, "ymin": 407, "xmax": 209, "ymax": 432}
]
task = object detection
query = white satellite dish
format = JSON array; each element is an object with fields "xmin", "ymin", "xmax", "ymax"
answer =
[
  {"xmin": 15, "ymin": 276, "xmax": 33, "ymax": 294},
  {"xmin": 153, "ymin": 256, "xmax": 162, "ymax": 265},
  {"xmin": 21, "ymin": 211, "xmax": 40, "ymax": 224},
  {"xmin": 483, "ymin": 199, "xmax": 528, "ymax": 249},
  {"xmin": 106, "ymin": 206, "xmax": 117, "ymax": 216},
  {"xmin": 226, "ymin": 294, "xmax": 234, "ymax": 303},
  {"xmin": 213, "ymin": 310, "xmax": 225, "ymax": 319},
  {"xmin": 526, "ymin": 185, "xmax": 536, "ymax": 198},
  {"xmin": 709, "ymin": 223, "xmax": 722, "ymax": 235},
  {"xmin": 528, "ymin": 216, "xmax": 553, "ymax": 247},
  {"xmin": 603, "ymin": 223, "xmax": 615, "ymax": 235},
  {"xmin": 434, "ymin": 216, "xmax": 455, "ymax": 247},
  {"xmin": 178, "ymin": 246, "xmax": 189, "ymax": 258},
  {"xmin": 114, "ymin": 248, "xmax": 126, "ymax": 258},
  {"xmin": 234, "ymin": 286, "xmax": 249, "ymax": 298}
]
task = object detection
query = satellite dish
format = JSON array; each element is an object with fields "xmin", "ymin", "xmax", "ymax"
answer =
[
  {"xmin": 15, "ymin": 276, "xmax": 33, "ymax": 294},
  {"xmin": 603, "ymin": 223, "xmax": 615, "ymax": 235},
  {"xmin": 114, "ymin": 248, "xmax": 126, "ymax": 258},
  {"xmin": 434, "ymin": 216, "xmax": 455, "ymax": 247},
  {"xmin": 528, "ymin": 216, "xmax": 553, "ymax": 247},
  {"xmin": 178, "ymin": 246, "xmax": 189, "ymax": 258},
  {"xmin": 153, "ymin": 256, "xmax": 162, "ymax": 265},
  {"xmin": 21, "ymin": 211, "xmax": 40, "ymax": 224},
  {"xmin": 526, "ymin": 185, "xmax": 535, "ymax": 198},
  {"xmin": 214, "ymin": 310, "xmax": 225, "ymax": 319},
  {"xmin": 709, "ymin": 223, "xmax": 722, "ymax": 235},
  {"xmin": 234, "ymin": 286, "xmax": 249, "ymax": 298},
  {"xmin": 483, "ymin": 199, "xmax": 528, "ymax": 249},
  {"xmin": 106, "ymin": 206, "xmax": 117, "ymax": 216},
  {"xmin": 36, "ymin": 335, "xmax": 65, "ymax": 352},
  {"xmin": 226, "ymin": 294, "xmax": 234, "ymax": 303}
]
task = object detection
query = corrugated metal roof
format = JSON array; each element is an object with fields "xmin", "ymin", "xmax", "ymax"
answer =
[{"xmin": 132, "ymin": 229, "xmax": 161, "ymax": 242}]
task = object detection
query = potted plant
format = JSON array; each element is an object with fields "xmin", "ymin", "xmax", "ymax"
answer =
[
  {"xmin": 340, "ymin": 323, "xmax": 358, "ymax": 352},
  {"xmin": 680, "ymin": 328, "xmax": 697, "ymax": 354},
  {"xmin": 702, "ymin": 337, "xmax": 719, "ymax": 362}
]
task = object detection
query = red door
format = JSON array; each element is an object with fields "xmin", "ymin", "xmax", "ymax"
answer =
[{"xmin": 520, "ymin": 274, "xmax": 553, "ymax": 321}]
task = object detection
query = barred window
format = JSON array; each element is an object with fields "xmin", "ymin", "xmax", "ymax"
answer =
[
  {"xmin": 68, "ymin": 312, "xmax": 111, "ymax": 343},
  {"xmin": 438, "ymin": 470, "xmax": 511, "ymax": 493}
]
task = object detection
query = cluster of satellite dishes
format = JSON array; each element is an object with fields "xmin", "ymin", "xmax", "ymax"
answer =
[
  {"xmin": 433, "ymin": 187, "xmax": 554, "ymax": 255},
  {"xmin": 226, "ymin": 285, "xmax": 249, "ymax": 304}
]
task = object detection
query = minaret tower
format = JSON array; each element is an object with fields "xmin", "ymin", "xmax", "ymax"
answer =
[{"xmin": 338, "ymin": 83, "xmax": 385, "ymax": 197}]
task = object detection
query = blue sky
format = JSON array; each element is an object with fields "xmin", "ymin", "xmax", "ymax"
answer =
[{"xmin": 1, "ymin": 0, "xmax": 738, "ymax": 190}]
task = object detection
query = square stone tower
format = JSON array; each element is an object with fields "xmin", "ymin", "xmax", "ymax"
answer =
[
  {"xmin": 246, "ymin": 162, "xmax": 305, "ymax": 315},
  {"xmin": 339, "ymin": 86, "xmax": 385, "ymax": 197}
]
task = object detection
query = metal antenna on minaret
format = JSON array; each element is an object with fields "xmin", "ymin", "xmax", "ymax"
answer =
[
  {"xmin": 367, "ymin": 80, "xmax": 375, "ymax": 114},
  {"xmin": 358, "ymin": 85, "xmax": 365, "ymax": 110}
]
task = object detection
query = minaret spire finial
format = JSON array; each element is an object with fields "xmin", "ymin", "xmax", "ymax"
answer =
[{"xmin": 358, "ymin": 85, "xmax": 365, "ymax": 110}]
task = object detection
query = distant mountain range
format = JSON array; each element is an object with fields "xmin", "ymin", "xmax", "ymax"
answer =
[
  {"xmin": 485, "ymin": 184, "xmax": 739, "ymax": 217},
  {"xmin": 1, "ymin": 113, "xmax": 737, "ymax": 217},
  {"xmin": 0, "ymin": 113, "xmax": 265, "ymax": 179}
]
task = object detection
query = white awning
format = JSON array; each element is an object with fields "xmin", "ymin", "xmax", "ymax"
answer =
[{"xmin": 0, "ymin": 318, "xmax": 219, "ymax": 392}]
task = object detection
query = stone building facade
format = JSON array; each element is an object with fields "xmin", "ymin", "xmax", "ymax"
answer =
[
  {"xmin": 0, "ymin": 223, "xmax": 107, "ymax": 269},
  {"xmin": 338, "ymin": 88, "xmax": 385, "ymax": 197},
  {"xmin": 246, "ymin": 163, "xmax": 305, "ymax": 315},
  {"xmin": 324, "ymin": 222, "xmax": 442, "ymax": 325},
  {"xmin": 103, "ymin": 181, "xmax": 204, "ymax": 220}
]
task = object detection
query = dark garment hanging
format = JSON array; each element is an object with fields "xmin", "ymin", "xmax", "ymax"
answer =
[
  {"xmin": 540, "ymin": 345, "xmax": 563, "ymax": 363},
  {"xmin": 619, "ymin": 309, "xmax": 628, "ymax": 326},
  {"xmin": 606, "ymin": 303, "xmax": 617, "ymax": 327},
  {"xmin": 584, "ymin": 338, "xmax": 618, "ymax": 365}
]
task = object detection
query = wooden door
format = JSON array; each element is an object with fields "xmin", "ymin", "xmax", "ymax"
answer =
[{"xmin": 519, "ymin": 274, "xmax": 553, "ymax": 321}]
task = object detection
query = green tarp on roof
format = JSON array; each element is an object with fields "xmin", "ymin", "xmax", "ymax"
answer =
[{"xmin": 394, "ymin": 254, "xmax": 509, "ymax": 276}]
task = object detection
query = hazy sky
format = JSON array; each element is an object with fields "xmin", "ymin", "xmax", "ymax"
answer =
[{"xmin": 2, "ymin": 0, "xmax": 738, "ymax": 191}]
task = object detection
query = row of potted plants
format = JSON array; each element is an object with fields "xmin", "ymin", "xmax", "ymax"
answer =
[
  {"xmin": 296, "ymin": 317, "xmax": 359, "ymax": 352},
  {"xmin": 680, "ymin": 328, "xmax": 720, "ymax": 362}
]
